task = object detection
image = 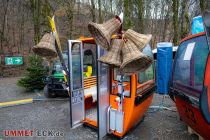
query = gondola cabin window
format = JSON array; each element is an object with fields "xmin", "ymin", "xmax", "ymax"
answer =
[
  {"xmin": 83, "ymin": 43, "xmax": 97, "ymax": 77},
  {"xmin": 138, "ymin": 64, "xmax": 154, "ymax": 84},
  {"xmin": 136, "ymin": 63, "xmax": 154, "ymax": 96},
  {"xmin": 112, "ymin": 68, "xmax": 131, "ymax": 97},
  {"xmin": 71, "ymin": 43, "xmax": 82, "ymax": 90},
  {"xmin": 173, "ymin": 35, "xmax": 209, "ymax": 98}
]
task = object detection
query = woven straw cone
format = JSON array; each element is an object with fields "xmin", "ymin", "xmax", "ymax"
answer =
[
  {"xmin": 120, "ymin": 40, "xmax": 153, "ymax": 75},
  {"xmin": 88, "ymin": 18, "xmax": 121, "ymax": 50},
  {"xmin": 124, "ymin": 29, "xmax": 152, "ymax": 51},
  {"xmin": 98, "ymin": 39, "xmax": 123, "ymax": 67},
  {"xmin": 32, "ymin": 33, "xmax": 57, "ymax": 58}
]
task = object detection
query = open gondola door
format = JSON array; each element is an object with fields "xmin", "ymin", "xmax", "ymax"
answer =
[
  {"xmin": 68, "ymin": 40, "xmax": 85, "ymax": 128},
  {"xmin": 68, "ymin": 40, "xmax": 110, "ymax": 139}
]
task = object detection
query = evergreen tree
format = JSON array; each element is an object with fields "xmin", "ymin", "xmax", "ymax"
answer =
[{"xmin": 17, "ymin": 55, "xmax": 48, "ymax": 90}]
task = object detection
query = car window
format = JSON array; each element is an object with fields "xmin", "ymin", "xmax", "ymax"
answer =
[{"xmin": 173, "ymin": 35, "xmax": 209, "ymax": 94}]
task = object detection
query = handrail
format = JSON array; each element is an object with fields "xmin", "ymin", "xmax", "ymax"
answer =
[{"xmin": 107, "ymin": 105, "xmax": 112, "ymax": 134}]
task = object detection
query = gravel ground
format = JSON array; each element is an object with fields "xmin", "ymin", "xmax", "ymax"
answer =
[{"xmin": 0, "ymin": 77, "xmax": 198, "ymax": 140}]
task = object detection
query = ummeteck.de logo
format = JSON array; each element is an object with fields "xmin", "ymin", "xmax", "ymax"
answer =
[
  {"xmin": 3, "ymin": 130, "xmax": 33, "ymax": 137},
  {"xmin": 3, "ymin": 130, "xmax": 64, "ymax": 137}
]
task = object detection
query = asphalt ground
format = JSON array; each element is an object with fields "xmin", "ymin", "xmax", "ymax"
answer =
[
  {"xmin": 0, "ymin": 78, "xmax": 41, "ymax": 102},
  {"xmin": 0, "ymin": 77, "xmax": 198, "ymax": 140}
]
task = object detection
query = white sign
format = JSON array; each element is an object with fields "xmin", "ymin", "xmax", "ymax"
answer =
[{"xmin": 183, "ymin": 42, "xmax": 195, "ymax": 60}]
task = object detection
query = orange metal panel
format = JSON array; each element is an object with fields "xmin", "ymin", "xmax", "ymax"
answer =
[
  {"xmin": 204, "ymin": 55, "xmax": 210, "ymax": 113},
  {"xmin": 83, "ymin": 118, "xmax": 98, "ymax": 127},
  {"xmin": 79, "ymin": 35, "xmax": 118, "ymax": 44},
  {"xmin": 110, "ymin": 72, "xmax": 154, "ymax": 137},
  {"xmin": 175, "ymin": 97, "xmax": 210, "ymax": 139}
]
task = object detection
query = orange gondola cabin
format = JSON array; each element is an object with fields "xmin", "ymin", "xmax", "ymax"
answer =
[
  {"xmin": 169, "ymin": 32, "xmax": 210, "ymax": 139},
  {"xmin": 68, "ymin": 37, "xmax": 155, "ymax": 139}
]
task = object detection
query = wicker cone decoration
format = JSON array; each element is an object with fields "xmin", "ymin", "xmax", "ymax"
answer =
[
  {"xmin": 98, "ymin": 39, "xmax": 123, "ymax": 67},
  {"xmin": 120, "ymin": 40, "xmax": 153, "ymax": 75},
  {"xmin": 32, "ymin": 33, "xmax": 57, "ymax": 58},
  {"xmin": 88, "ymin": 17, "xmax": 122, "ymax": 50},
  {"xmin": 124, "ymin": 29, "xmax": 152, "ymax": 51}
]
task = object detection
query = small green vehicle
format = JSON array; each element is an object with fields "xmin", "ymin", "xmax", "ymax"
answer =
[
  {"xmin": 43, "ymin": 49, "xmax": 96, "ymax": 98},
  {"xmin": 43, "ymin": 52, "xmax": 68, "ymax": 98}
]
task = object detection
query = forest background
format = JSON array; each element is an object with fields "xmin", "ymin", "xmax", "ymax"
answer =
[{"xmin": 0, "ymin": 0, "xmax": 209, "ymax": 76}]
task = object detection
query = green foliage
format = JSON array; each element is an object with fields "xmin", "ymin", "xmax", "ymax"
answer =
[{"xmin": 17, "ymin": 55, "xmax": 48, "ymax": 91}]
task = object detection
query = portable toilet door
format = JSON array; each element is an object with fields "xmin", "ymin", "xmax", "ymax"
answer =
[{"xmin": 67, "ymin": 40, "xmax": 110, "ymax": 139}]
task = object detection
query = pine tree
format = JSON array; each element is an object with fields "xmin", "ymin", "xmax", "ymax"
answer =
[{"xmin": 17, "ymin": 55, "xmax": 48, "ymax": 90}]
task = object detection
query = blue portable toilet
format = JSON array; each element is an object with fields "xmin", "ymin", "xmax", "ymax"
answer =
[
  {"xmin": 192, "ymin": 16, "xmax": 204, "ymax": 34},
  {"xmin": 156, "ymin": 42, "xmax": 173, "ymax": 95}
]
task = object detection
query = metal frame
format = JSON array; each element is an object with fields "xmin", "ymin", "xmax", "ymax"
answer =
[{"xmin": 97, "ymin": 46, "xmax": 110, "ymax": 140}]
